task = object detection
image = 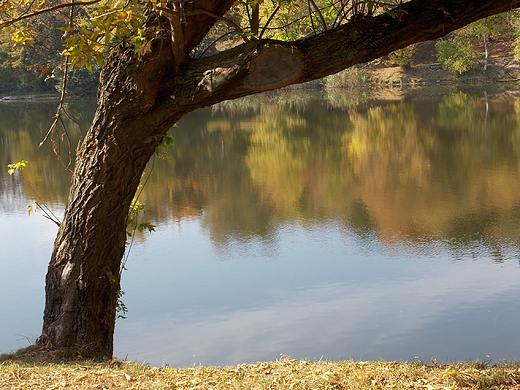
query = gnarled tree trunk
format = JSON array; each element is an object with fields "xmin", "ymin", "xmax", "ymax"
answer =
[
  {"xmin": 41, "ymin": 0, "xmax": 520, "ymax": 359},
  {"xmin": 41, "ymin": 41, "xmax": 183, "ymax": 358}
]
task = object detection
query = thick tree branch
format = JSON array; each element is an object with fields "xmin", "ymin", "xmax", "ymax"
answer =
[
  {"xmin": 180, "ymin": 0, "xmax": 237, "ymax": 54},
  {"xmin": 295, "ymin": 0, "xmax": 520, "ymax": 82},
  {"xmin": 157, "ymin": 6, "xmax": 249, "ymax": 44},
  {"xmin": 157, "ymin": 0, "xmax": 520, "ymax": 112}
]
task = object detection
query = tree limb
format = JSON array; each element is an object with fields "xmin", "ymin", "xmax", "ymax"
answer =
[
  {"xmin": 159, "ymin": 0, "xmax": 520, "ymax": 111},
  {"xmin": 157, "ymin": 6, "xmax": 249, "ymax": 43},
  {"xmin": 308, "ymin": 0, "xmax": 328, "ymax": 32},
  {"xmin": 0, "ymin": 0, "xmax": 102, "ymax": 27}
]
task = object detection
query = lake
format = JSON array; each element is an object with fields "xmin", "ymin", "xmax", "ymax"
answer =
[{"xmin": 1, "ymin": 87, "xmax": 520, "ymax": 367}]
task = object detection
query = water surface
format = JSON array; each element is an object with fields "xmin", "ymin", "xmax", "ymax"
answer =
[{"xmin": 1, "ymin": 89, "xmax": 519, "ymax": 366}]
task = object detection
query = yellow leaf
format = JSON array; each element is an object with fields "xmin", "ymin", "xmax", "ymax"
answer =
[
  {"xmin": 11, "ymin": 29, "xmax": 34, "ymax": 45},
  {"xmin": 442, "ymin": 370, "xmax": 455, "ymax": 379},
  {"xmin": 85, "ymin": 59, "xmax": 93, "ymax": 73}
]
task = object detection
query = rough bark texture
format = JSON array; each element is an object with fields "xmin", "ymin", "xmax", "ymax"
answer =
[
  {"xmin": 41, "ymin": 0, "xmax": 520, "ymax": 359},
  {"xmin": 42, "ymin": 40, "xmax": 181, "ymax": 358}
]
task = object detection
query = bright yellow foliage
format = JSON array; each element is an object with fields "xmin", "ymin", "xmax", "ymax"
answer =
[{"xmin": 11, "ymin": 29, "xmax": 34, "ymax": 44}]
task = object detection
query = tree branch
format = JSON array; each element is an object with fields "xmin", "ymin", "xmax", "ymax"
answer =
[
  {"xmin": 259, "ymin": 5, "xmax": 280, "ymax": 39},
  {"xmin": 159, "ymin": 0, "xmax": 520, "ymax": 111},
  {"xmin": 157, "ymin": 6, "xmax": 249, "ymax": 43},
  {"xmin": 189, "ymin": 8, "xmax": 248, "ymax": 41},
  {"xmin": 0, "ymin": 0, "xmax": 102, "ymax": 27},
  {"xmin": 308, "ymin": 0, "xmax": 327, "ymax": 32}
]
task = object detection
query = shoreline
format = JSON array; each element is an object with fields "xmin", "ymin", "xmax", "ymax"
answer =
[{"xmin": 1, "ymin": 352, "xmax": 519, "ymax": 389}]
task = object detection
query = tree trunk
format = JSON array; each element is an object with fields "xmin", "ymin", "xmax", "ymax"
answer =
[
  {"xmin": 41, "ymin": 41, "xmax": 182, "ymax": 359},
  {"xmin": 41, "ymin": 124, "xmax": 148, "ymax": 358},
  {"xmin": 39, "ymin": 0, "xmax": 520, "ymax": 360}
]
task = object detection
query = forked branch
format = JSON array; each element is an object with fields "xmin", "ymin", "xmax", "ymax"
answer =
[{"xmin": 156, "ymin": 6, "xmax": 249, "ymax": 43}]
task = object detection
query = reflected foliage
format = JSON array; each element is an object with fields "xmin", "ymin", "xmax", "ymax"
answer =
[
  {"xmin": 3, "ymin": 91, "xmax": 520, "ymax": 259},
  {"xmin": 0, "ymin": 100, "xmax": 95, "ymax": 210}
]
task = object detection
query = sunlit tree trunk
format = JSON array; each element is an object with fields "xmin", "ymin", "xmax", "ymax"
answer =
[
  {"xmin": 41, "ymin": 120, "xmax": 155, "ymax": 358},
  {"xmin": 41, "ymin": 42, "xmax": 182, "ymax": 358},
  {"xmin": 39, "ymin": 0, "xmax": 520, "ymax": 360}
]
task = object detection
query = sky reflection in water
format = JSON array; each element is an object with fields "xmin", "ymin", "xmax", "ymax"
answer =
[{"xmin": 116, "ymin": 220, "xmax": 520, "ymax": 366}]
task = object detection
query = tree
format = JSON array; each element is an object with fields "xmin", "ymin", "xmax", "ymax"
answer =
[
  {"xmin": 436, "ymin": 31, "xmax": 481, "ymax": 75},
  {"xmin": 2, "ymin": 0, "xmax": 519, "ymax": 360}
]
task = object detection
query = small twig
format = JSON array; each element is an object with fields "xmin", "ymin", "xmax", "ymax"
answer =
[
  {"xmin": 18, "ymin": 175, "xmax": 62, "ymax": 226},
  {"xmin": 35, "ymin": 202, "xmax": 61, "ymax": 226},
  {"xmin": 259, "ymin": 5, "xmax": 280, "ymax": 39},
  {"xmin": 308, "ymin": 0, "xmax": 318, "ymax": 34},
  {"xmin": 121, "ymin": 157, "xmax": 155, "ymax": 273},
  {"xmin": 245, "ymin": 3, "xmax": 252, "ymax": 31},
  {"xmin": 0, "ymin": 0, "xmax": 102, "ymax": 28},
  {"xmin": 308, "ymin": 0, "xmax": 328, "ymax": 31},
  {"xmin": 195, "ymin": 30, "xmax": 235, "ymax": 59},
  {"xmin": 333, "ymin": 0, "xmax": 356, "ymax": 27},
  {"xmin": 39, "ymin": 0, "xmax": 75, "ymax": 174}
]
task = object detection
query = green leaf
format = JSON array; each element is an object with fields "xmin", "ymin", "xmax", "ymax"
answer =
[
  {"xmin": 7, "ymin": 160, "xmax": 28, "ymax": 175},
  {"xmin": 137, "ymin": 222, "xmax": 156, "ymax": 233}
]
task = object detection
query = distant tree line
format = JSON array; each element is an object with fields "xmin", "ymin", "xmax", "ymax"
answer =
[{"xmin": 0, "ymin": 10, "xmax": 99, "ymax": 94}]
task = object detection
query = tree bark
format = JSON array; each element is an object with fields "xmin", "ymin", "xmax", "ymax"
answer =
[
  {"xmin": 41, "ymin": 40, "xmax": 183, "ymax": 358},
  {"xmin": 41, "ymin": 0, "xmax": 520, "ymax": 359}
]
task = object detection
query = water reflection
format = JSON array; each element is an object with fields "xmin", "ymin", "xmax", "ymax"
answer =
[
  {"xmin": 117, "ymin": 221, "xmax": 520, "ymax": 366},
  {"xmin": 1, "ymin": 89, "xmax": 520, "ymax": 365},
  {"xmin": 138, "ymin": 90, "xmax": 520, "ymax": 261},
  {"xmin": 0, "ymin": 101, "xmax": 94, "ymax": 209}
]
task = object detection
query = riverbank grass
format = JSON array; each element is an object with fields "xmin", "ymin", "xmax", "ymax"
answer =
[{"xmin": 1, "ymin": 351, "xmax": 519, "ymax": 389}]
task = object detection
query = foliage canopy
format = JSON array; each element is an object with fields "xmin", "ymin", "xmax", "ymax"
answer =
[{"xmin": 0, "ymin": 0, "xmax": 422, "ymax": 77}]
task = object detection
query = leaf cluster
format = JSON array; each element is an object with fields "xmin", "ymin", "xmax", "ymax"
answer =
[
  {"xmin": 7, "ymin": 160, "xmax": 28, "ymax": 175},
  {"xmin": 127, "ymin": 195, "xmax": 156, "ymax": 235},
  {"xmin": 62, "ymin": 1, "xmax": 148, "ymax": 71}
]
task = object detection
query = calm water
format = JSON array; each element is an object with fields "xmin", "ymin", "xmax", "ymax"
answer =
[{"xmin": 1, "ymin": 89, "xmax": 520, "ymax": 367}]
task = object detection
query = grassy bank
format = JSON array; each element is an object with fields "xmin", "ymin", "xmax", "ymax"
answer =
[{"xmin": 1, "ymin": 350, "xmax": 519, "ymax": 389}]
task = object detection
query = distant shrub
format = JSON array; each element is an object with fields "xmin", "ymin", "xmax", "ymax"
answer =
[
  {"xmin": 435, "ymin": 35, "xmax": 480, "ymax": 75},
  {"xmin": 387, "ymin": 44, "xmax": 416, "ymax": 69}
]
